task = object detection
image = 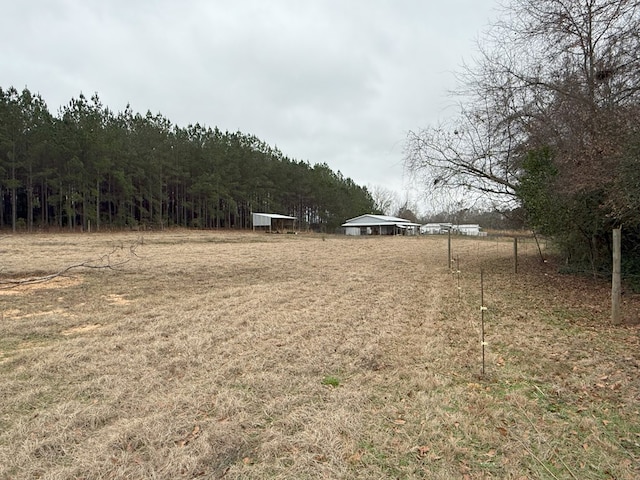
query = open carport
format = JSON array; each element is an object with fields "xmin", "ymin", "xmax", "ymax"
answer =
[{"xmin": 252, "ymin": 213, "xmax": 297, "ymax": 233}]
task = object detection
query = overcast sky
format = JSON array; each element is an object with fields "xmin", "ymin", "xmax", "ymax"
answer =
[{"xmin": 1, "ymin": 0, "xmax": 499, "ymax": 212}]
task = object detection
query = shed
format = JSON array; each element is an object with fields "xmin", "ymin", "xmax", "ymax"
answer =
[
  {"xmin": 457, "ymin": 224, "xmax": 481, "ymax": 236},
  {"xmin": 421, "ymin": 223, "xmax": 449, "ymax": 235},
  {"xmin": 342, "ymin": 214, "xmax": 420, "ymax": 236},
  {"xmin": 252, "ymin": 213, "xmax": 297, "ymax": 233}
]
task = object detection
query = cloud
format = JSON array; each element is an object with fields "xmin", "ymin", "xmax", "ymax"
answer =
[{"xmin": 0, "ymin": 0, "xmax": 498, "ymax": 207}]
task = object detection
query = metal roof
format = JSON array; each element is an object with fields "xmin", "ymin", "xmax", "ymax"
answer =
[
  {"xmin": 342, "ymin": 214, "xmax": 420, "ymax": 227},
  {"xmin": 344, "ymin": 214, "xmax": 411, "ymax": 223},
  {"xmin": 253, "ymin": 213, "xmax": 296, "ymax": 220}
]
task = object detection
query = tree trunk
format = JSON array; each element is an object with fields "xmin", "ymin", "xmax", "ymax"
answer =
[
  {"xmin": 96, "ymin": 179, "xmax": 100, "ymax": 231},
  {"xmin": 0, "ymin": 187, "xmax": 4, "ymax": 227},
  {"xmin": 11, "ymin": 144, "xmax": 17, "ymax": 232},
  {"xmin": 612, "ymin": 227, "xmax": 622, "ymax": 325}
]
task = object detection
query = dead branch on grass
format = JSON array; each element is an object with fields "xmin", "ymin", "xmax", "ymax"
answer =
[
  {"xmin": 515, "ymin": 401, "xmax": 578, "ymax": 480},
  {"xmin": 0, "ymin": 241, "xmax": 141, "ymax": 289}
]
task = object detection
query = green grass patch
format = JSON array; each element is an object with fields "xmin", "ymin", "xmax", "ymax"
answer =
[{"xmin": 321, "ymin": 375, "xmax": 340, "ymax": 387}]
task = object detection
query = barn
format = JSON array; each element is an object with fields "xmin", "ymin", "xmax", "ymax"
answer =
[
  {"xmin": 342, "ymin": 214, "xmax": 420, "ymax": 236},
  {"xmin": 252, "ymin": 213, "xmax": 297, "ymax": 233}
]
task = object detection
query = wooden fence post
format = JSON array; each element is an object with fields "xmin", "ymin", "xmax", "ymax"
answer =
[
  {"xmin": 513, "ymin": 237, "xmax": 518, "ymax": 274},
  {"xmin": 612, "ymin": 227, "xmax": 622, "ymax": 325},
  {"xmin": 481, "ymin": 268, "xmax": 486, "ymax": 376}
]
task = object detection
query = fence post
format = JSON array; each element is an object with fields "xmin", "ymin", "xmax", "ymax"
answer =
[
  {"xmin": 456, "ymin": 255, "xmax": 461, "ymax": 301},
  {"xmin": 513, "ymin": 237, "xmax": 518, "ymax": 274},
  {"xmin": 612, "ymin": 227, "xmax": 622, "ymax": 325},
  {"xmin": 480, "ymin": 268, "xmax": 486, "ymax": 376},
  {"xmin": 448, "ymin": 228, "xmax": 452, "ymax": 270}
]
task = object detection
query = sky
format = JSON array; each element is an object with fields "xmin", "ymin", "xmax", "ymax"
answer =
[{"xmin": 1, "ymin": 0, "xmax": 500, "ymax": 213}]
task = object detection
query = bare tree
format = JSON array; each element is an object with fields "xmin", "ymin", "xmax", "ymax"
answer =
[
  {"xmin": 404, "ymin": 107, "xmax": 521, "ymax": 206},
  {"xmin": 369, "ymin": 184, "xmax": 400, "ymax": 216},
  {"xmin": 395, "ymin": 195, "xmax": 421, "ymax": 223},
  {"xmin": 502, "ymin": 0, "xmax": 640, "ymax": 190},
  {"xmin": 405, "ymin": 0, "xmax": 640, "ymax": 206}
]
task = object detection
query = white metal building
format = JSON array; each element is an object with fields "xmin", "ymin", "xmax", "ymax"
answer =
[
  {"xmin": 421, "ymin": 223, "xmax": 483, "ymax": 236},
  {"xmin": 421, "ymin": 223, "xmax": 452, "ymax": 234},
  {"xmin": 342, "ymin": 214, "xmax": 420, "ymax": 236},
  {"xmin": 457, "ymin": 224, "xmax": 482, "ymax": 236},
  {"xmin": 252, "ymin": 213, "xmax": 297, "ymax": 233}
]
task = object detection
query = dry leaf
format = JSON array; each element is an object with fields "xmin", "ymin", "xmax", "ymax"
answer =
[
  {"xmin": 175, "ymin": 425, "xmax": 201, "ymax": 447},
  {"xmin": 414, "ymin": 445, "xmax": 430, "ymax": 458},
  {"xmin": 347, "ymin": 451, "xmax": 363, "ymax": 463},
  {"xmin": 496, "ymin": 426, "xmax": 508, "ymax": 437}
]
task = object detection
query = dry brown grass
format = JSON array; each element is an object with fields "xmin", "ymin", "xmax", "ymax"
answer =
[{"xmin": 0, "ymin": 231, "xmax": 638, "ymax": 479}]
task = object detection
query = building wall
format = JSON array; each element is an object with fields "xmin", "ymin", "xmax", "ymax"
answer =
[
  {"xmin": 458, "ymin": 225, "xmax": 481, "ymax": 236},
  {"xmin": 252, "ymin": 214, "xmax": 271, "ymax": 227},
  {"xmin": 421, "ymin": 224, "xmax": 441, "ymax": 234}
]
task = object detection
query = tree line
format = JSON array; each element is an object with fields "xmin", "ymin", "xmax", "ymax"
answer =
[
  {"xmin": 406, "ymin": 0, "xmax": 640, "ymax": 280},
  {"xmin": 0, "ymin": 87, "xmax": 376, "ymax": 232}
]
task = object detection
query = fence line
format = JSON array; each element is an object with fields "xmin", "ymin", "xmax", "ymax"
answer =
[{"xmin": 439, "ymin": 230, "xmax": 628, "ymax": 377}]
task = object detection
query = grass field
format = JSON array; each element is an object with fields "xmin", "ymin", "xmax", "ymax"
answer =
[{"xmin": 0, "ymin": 231, "xmax": 638, "ymax": 479}]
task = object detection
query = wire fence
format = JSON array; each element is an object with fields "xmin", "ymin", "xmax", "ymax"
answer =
[
  {"xmin": 441, "ymin": 233, "xmax": 640, "ymax": 282},
  {"xmin": 432, "ymin": 232, "xmax": 623, "ymax": 377}
]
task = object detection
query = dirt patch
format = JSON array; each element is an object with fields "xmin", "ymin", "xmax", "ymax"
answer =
[
  {"xmin": 104, "ymin": 294, "xmax": 131, "ymax": 305},
  {"xmin": 0, "ymin": 276, "xmax": 82, "ymax": 295},
  {"xmin": 2, "ymin": 308, "xmax": 73, "ymax": 321},
  {"xmin": 62, "ymin": 323, "xmax": 103, "ymax": 336}
]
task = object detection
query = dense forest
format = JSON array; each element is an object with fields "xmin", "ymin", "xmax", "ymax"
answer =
[{"xmin": 0, "ymin": 86, "xmax": 376, "ymax": 232}]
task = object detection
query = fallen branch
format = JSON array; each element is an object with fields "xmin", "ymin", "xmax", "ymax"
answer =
[
  {"xmin": 515, "ymin": 397, "xmax": 578, "ymax": 480},
  {"xmin": 0, "ymin": 241, "xmax": 140, "ymax": 289}
]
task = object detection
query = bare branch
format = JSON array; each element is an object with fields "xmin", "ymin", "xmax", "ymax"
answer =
[
  {"xmin": 405, "ymin": 0, "xmax": 640, "ymax": 209},
  {"xmin": 0, "ymin": 241, "xmax": 141, "ymax": 289}
]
